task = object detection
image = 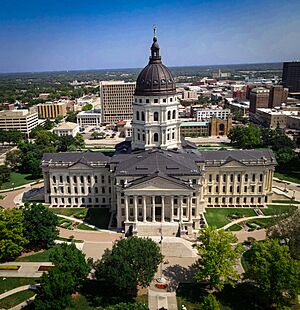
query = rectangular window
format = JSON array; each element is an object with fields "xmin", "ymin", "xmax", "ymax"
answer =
[
  {"xmin": 223, "ymin": 174, "xmax": 226, "ymax": 182},
  {"xmin": 95, "ymin": 187, "xmax": 98, "ymax": 194},
  {"xmin": 252, "ymin": 174, "xmax": 255, "ymax": 182},
  {"xmin": 94, "ymin": 176, "xmax": 98, "ymax": 183},
  {"xmin": 101, "ymin": 176, "xmax": 105, "ymax": 183},
  {"xmin": 208, "ymin": 197, "xmax": 211, "ymax": 203},
  {"xmin": 59, "ymin": 176, "xmax": 63, "ymax": 183},
  {"xmin": 216, "ymin": 175, "xmax": 219, "ymax": 182},
  {"xmin": 74, "ymin": 187, "xmax": 77, "ymax": 194},
  {"xmin": 80, "ymin": 176, "xmax": 84, "ymax": 183},
  {"xmin": 121, "ymin": 208, "xmax": 125, "ymax": 216},
  {"xmin": 208, "ymin": 186, "xmax": 212, "ymax": 193},
  {"xmin": 183, "ymin": 208, "xmax": 187, "ymax": 216},
  {"xmin": 174, "ymin": 208, "xmax": 178, "ymax": 216},
  {"xmin": 215, "ymin": 186, "xmax": 219, "ymax": 193},
  {"xmin": 88, "ymin": 187, "xmax": 91, "ymax": 194},
  {"xmin": 102, "ymin": 187, "xmax": 105, "ymax": 194},
  {"xmin": 209, "ymin": 174, "xmax": 212, "ymax": 182},
  {"xmin": 66, "ymin": 176, "xmax": 70, "ymax": 183},
  {"xmin": 87, "ymin": 176, "xmax": 91, "ymax": 183},
  {"xmin": 230, "ymin": 174, "xmax": 233, "ymax": 182},
  {"xmin": 81, "ymin": 187, "xmax": 85, "ymax": 194},
  {"xmin": 251, "ymin": 186, "xmax": 255, "ymax": 193}
]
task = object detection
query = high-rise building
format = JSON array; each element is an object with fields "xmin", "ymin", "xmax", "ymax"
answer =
[
  {"xmin": 249, "ymin": 87, "xmax": 270, "ymax": 113},
  {"xmin": 282, "ymin": 61, "xmax": 300, "ymax": 96},
  {"xmin": 268, "ymin": 85, "xmax": 288, "ymax": 108},
  {"xmin": 100, "ymin": 81, "xmax": 135, "ymax": 124},
  {"xmin": 0, "ymin": 109, "xmax": 38, "ymax": 135},
  {"xmin": 37, "ymin": 101, "xmax": 68, "ymax": 119}
]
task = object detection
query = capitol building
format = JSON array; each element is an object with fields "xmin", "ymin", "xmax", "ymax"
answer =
[{"xmin": 42, "ymin": 34, "xmax": 276, "ymax": 236}]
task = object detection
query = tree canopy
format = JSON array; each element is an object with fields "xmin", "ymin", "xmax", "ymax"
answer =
[
  {"xmin": 245, "ymin": 239, "xmax": 300, "ymax": 307},
  {"xmin": 94, "ymin": 236, "xmax": 163, "ymax": 295},
  {"xmin": 194, "ymin": 227, "xmax": 243, "ymax": 291},
  {"xmin": 82, "ymin": 103, "xmax": 93, "ymax": 111},
  {"xmin": 0, "ymin": 208, "xmax": 28, "ymax": 262},
  {"xmin": 22, "ymin": 203, "xmax": 59, "ymax": 249}
]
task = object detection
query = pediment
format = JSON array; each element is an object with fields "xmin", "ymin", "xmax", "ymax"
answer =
[
  {"xmin": 126, "ymin": 176, "xmax": 191, "ymax": 192},
  {"xmin": 68, "ymin": 162, "xmax": 93, "ymax": 170},
  {"xmin": 220, "ymin": 160, "xmax": 245, "ymax": 168}
]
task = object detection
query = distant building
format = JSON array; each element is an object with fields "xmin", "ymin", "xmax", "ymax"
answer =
[
  {"xmin": 37, "ymin": 101, "xmax": 68, "ymax": 119},
  {"xmin": 225, "ymin": 98, "xmax": 250, "ymax": 117},
  {"xmin": 268, "ymin": 85, "xmax": 288, "ymax": 108},
  {"xmin": 249, "ymin": 87, "xmax": 270, "ymax": 113},
  {"xmin": 182, "ymin": 90, "xmax": 198, "ymax": 101},
  {"xmin": 116, "ymin": 120, "xmax": 132, "ymax": 138},
  {"xmin": 196, "ymin": 109, "xmax": 230, "ymax": 121},
  {"xmin": 0, "ymin": 103, "xmax": 15, "ymax": 111},
  {"xmin": 0, "ymin": 109, "xmax": 38, "ymax": 135},
  {"xmin": 100, "ymin": 81, "xmax": 135, "ymax": 124},
  {"xmin": 77, "ymin": 110, "xmax": 101, "ymax": 127},
  {"xmin": 282, "ymin": 61, "xmax": 300, "ymax": 97},
  {"xmin": 53, "ymin": 122, "xmax": 79, "ymax": 137},
  {"xmin": 210, "ymin": 114, "xmax": 232, "ymax": 136},
  {"xmin": 180, "ymin": 121, "xmax": 209, "ymax": 137}
]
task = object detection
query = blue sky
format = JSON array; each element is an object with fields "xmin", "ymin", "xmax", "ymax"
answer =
[{"xmin": 0, "ymin": 0, "xmax": 299, "ymax": 73}]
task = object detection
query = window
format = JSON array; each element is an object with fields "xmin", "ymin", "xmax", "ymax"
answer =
[
  {"xmin": 130, "ymin": 198, "xmax": 133, "ymax": 204},
  {"xmin": 141, "ymin": 112, "xmax": 145, "ymax": 121},
  {"xmin": 237, "ymin": 197, "xmax": 240, "ymax": 204},
  {"xmin": 223, "ymin": 186, "xmax": 226, "ymax": 193},
  {"xmin": 258, "ymin": 197, "xmax": 261, "ymax": 203},
  {"xmin": 95, "ymin": 187, "xmax": 98, "ymax": 193},
  {"xmin": 66, "ymin": 176, "xmax": 70, "ymax": 183},
  {"xmin": 174, "ymin": 208, "xmax": 178, "ymax": 216},
  {"xmin": 101, "ymin": 176, "xmax": 105, "ymax": 183},
  {"xmin": 102, "ymin": 187, "xmax": 105, "ymax": 194},
  {"xmin": 163, "ymin": 98, "xmax": 166, "ymax": 103},
  {"xmin": 251, "ymin": 186, "xmax": 255, "ymax": 193},
  {"xmin": 229, "ymin": 197, "xmax": 233, "ymax": 204},
  {"xmin": 223, "ymin": 174, "xmax": 227, "ymax": 182},
  {"xmin": 174, "ymin": 198, "xmax": 178, "ymax": 205},
  {"xmin": 80, "ymin": 176, "xmax": 84, "ymax": 183},
  {"xmin": 229, "ymin": 186, "xmax": 233, "ymax": 193},
  {"xmin": 154, "ymin": 99, "xmax": 158, "ymax": 103},
  {"xmin": 170, "ymin": 97, "xmax": 173, "ymax": 102},
  {"xmin": 183, "ymin": 208, "xmax": 187, "ymax": 216},
  {"xmin": 52, "ymin": 176, "xmax": 56, "ymax": 183},
  {"xmin": 222, "ymin": 197, "xmax": 225, "ymax": 203},
  {"xmin": 243, "ymin": 197, "xmax": 247, "ymax": 203},
  {"xmin": 121, "ymin": 208, "xmax": 125, "ymax": 216},
  {"xmin": 130, "ymin": 208, "xmax": 133, "ymax": 216},
  {"xmin": 215, "ymin": 197, "xmax": 218, "ymax": 204},
  {"xmin": 172, "ymin": 132, "xmax": 175, "ymax": 139},
  {"xmin": 146, "ymin": 99, "xmax": 149, "ymax": 103},
  {"xmin": 245, "ymin": 174, "xmax": 248, "ymax": 182},
  {"xmin": 208, "ymin": 186, "xmax": 212, "ymax": 193},
  {"xmin": 251, "ymin": 197, "xmax": 254, "ymax": 204},
  {"xmin": 154, "ymin": 112, "xmax": 159, "ymax": 121},
  {"xmin": 183, "ymin": 198, "xmax": 187, "ymax": 204},
  {"xmin": 59, "ymin": 176, "xmax": 63, "ymax": 183},
  {"xmin": 216, "ymin": 175, "xmax": 219, "ymax": 182},
  {"xmin": 172, "ymin": 110, "xmax": 176, "ymax": 119},
  {"xmin": 88, "ymin": 187, "xmax": 91, "ymax": 194},
  {"xmin": 192, "ymin": 208, "xmax": 195, "ymax": 216},
  {"xmin": 154, "ymin": 133, "xmax": 159, "ymax": 142},
  {"xmin": 81, "ymin": 187, "xmax": 85, "ymax": 194},
  {"xmin": 136, "ymin": 111, "xmax": 140, "ymax": 120},
  {"xmin": 252, "ymin": 174, "xmax": 255, "ymax": 182},
  {"xmin": 258, "ymin": 186, "xmax": 262, "ymax": 193},
  {"xmin": 139, "ymin": 99, "xmax": 142, "ymax": 103},
  {"xmin": 230, "ymin": 174, "xmax": 233, "ymax": 182},
  {"xmin": 53, "ymin": 187, "xmax": 57, "ymax": 193},
  {"xmin": 260, "ymin": 174, "xmax": 263, "ymax": 182},
  {"xmin": 237, "ymin": 186, "xmax": 240, "ymax": 193},
  {"xmin": 237, "ymin": 174, "xmax": 241, "ymax": 182},
  {"xmin": 167, "ymin": 111, "xmax": 171, "ymax": 120},
  {"xmin": 215, "ymin": 186, "xmax": 219, "ymax": 193},
  {"xmin": 102, "ymin": 197, "xmax": 106, "ymax": 203},
  {"xmin": 88, "ymin": 198, "xmax": 92, "ymax": 203},
  {"xmin": 94, "ymin": 176, "xmax": 98, "ymax": 183},
  {"xmin": 244, "ymin": 186, "xmax": 247, "ymax": 192},
  {"xmin": 87, "ymin": 176, "xmax": 91, "ymax": 183},
  {"xmin": 209, "ymin": 174, "xmax": 212, "ymax": 182},
  {"xmin": 74, "ymin": 187, "xmax": 77, "ymax": 194},
  {"xmin": 67, "ymin": 187, "xmax": 70, "ymax": 194}
]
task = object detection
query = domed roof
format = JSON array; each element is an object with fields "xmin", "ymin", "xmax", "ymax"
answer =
[{"xmin": 135, "ymin": 36, "xmax": 176, "ymax": 96}]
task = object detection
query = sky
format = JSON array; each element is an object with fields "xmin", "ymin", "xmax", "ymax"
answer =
[{"xmin": 0, "ymin": 0, "xmax": 299, "ymax": 73}]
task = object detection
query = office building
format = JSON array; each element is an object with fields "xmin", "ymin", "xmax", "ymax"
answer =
[
  {"xmin": 0, "ymin": 109, "xmax": 38, "ymax": 135},
  {"xmin": 77, "ymin": 110, "xmax": 101, "ymax": 127},
  {"xmin": 37, "ymin": 101, "xmax": 68, "ymax": 119},
  {"xmin": 100, "ymin": 81, "xmax": 136, "ymax": 124},
  {"xmin": 249, "ymin": 87, "xmax": 270, "ymax": 113},
  {"xmin": 196, "ymin": 109, "xmax": 230, "ymax": 121},
  {"xmin": 282, "ymin": 61, "xmax": 300, "ymax": 96}
]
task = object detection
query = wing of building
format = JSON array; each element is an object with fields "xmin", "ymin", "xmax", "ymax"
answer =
[{"xmin": 42, "ymin": 33, "xmax": 277, "ymax": 236}]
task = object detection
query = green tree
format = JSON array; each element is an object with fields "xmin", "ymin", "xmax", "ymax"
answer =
[
  {"xmin": 245, "ymin": 239, "xmax": 300, "ymax": 307},
  {"xmin": 54, "ymin": 115, "xmax": 64, "ymax": 124},
  {"xmin": 194, "ymin": 227, "xmax": 243, "ymax": 291},
  {"xmin": 0, "ymin": 208, "xmax": 28, "ymax": 262},
  {"xmin": 228, "ymin": 124, "xmax": 261, "ymax": 149},
  {"xmin": 82, "ymin": 103, "xmax": 93, "ymax": 111},
  {"xmin": 267, "ymin": 209, "xmax": 300, "ymax": 260},
  {"xmin": 75, "ymin": 133, "xmax": 85, "ymax": 149},
  {"xmin": 5, "ymin": 149, "xmax": 21, "ymax": 170},
  {"xmin": 34, "ymin": 130, "xmax": 56, "ymax": 146},
  {"xmin": 0, "ymin": 165, "xmax": 11, "ymax": 186},
  {"xmin": 22, "ymin": 203, "xmax": 59, "ymax": 249},
  {"xmin": 94, "ymin": 236, "xmax": 163, "ymax": 296},
  {"xmin": 43, "ymin": 118, "xmax": 55, "ymax": 130},
  {"xmin": 201, "ymin": 294, "xmax": 220, "ymax": 310},
  {"xmin": 65, "ymin": 111, "xmax": 77, "ymax": 123}
]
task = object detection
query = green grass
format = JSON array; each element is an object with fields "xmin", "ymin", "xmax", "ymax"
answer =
[
  {"xmin": 0, "ymin": 278, "xmax": 38, "ymax": 294},
  {"xmin": 204, "ymin": 208, "xmax": 256, "ymax": 228},
  {"xmin": 245, "ymin": 218, "xmax": 274, "ymax": 229},
  {"xmin": 0, "ymin": 172, "xmax": 39, "ymax": 190},
  {"xmin": 226, "ymin": 224, "xmax": 242, "ymax": 231},
  {"xmin": 262, "ymin": 204, "xmax": 297, "ymax": 216},
  {"xmin": 15, "ymin": 249, "xmax": 51, "ymax": 262},
  {"xmin": 56, "ymin": 236, "xmax": 84, "ymax": 243},
  {"xmin": 0, "ymin": 194, "xmax": 6, "ymax": 200},
  {"xmin": 0, "ymin": 289, "xmax": 35, "ymax": 309},
  {"xmin": 49, "ymin": 208, "xmax": 88, "ymax": 217},
  {"xmin": 274, "ymin": 172, "xmax": 300, "ymax": 184},
  {"xmin": 0, "ymin": 265, "xmax": 20, "ymax": 270},
  {"xmin": 77, "ymin": 223, "xmax": 96, "ymax": 231},
  {"xmin": 66, "ymin": 294, "xmax": 96, "ymax": 310}
]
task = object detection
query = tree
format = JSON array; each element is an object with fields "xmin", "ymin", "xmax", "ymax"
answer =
[
  {"xmin": 228, "ymin": 125, "xmax": 261, "ymax": 149},
  {"xmin": 194, "ymin": 227, "xmax": 243, "ymax": 291},
  {"xmin": 201, "ymin": 294, "xmax": 220, "ymax": 310},
  {"xmin": 82, "ymin": 103, "xmax": 93, "ymax": 111},
  {"xmin": 0, "ymin": 165, "xmax": 11, "ymax": 186},
  {"xmin": 267, "ymin": 209, "xmax": 300, "ymax": 260},
  {"xmin": 75, "ymin": 133, "xmax": 85, "ymax": 149},
  {"xmin": 65, "ymin": 111, "xmax": 77, "ymax": 123},
  {"xmin": 0, "ymin": 208, "xmax": 28, "ymax": 262},
  {"xmin": 22, "ymin": 203, "xmax": 59, "ymax": 249},
  {"xmin": 94, "ymin": 236, "xmax": 163, "ymax": 295},
  {"xmin": 245, "ymin": 239, "xmax": 300, "ymax": 307},
  {"xmin": 35, "ymin": 243, "xmax": 91, "ymax": 310},
  {"xmin": 54, "ymin": 115, "xmax": 64, "ymax": 124},
  {"xmin": 44, "ymin": 118, "xmax": 55, "ymax": 130},
  {"xmin": 5, "ymin": 149, "xmax": 21, "ymax": 170},
  {"xmin": 34, "ymin": 268, "xmax": 74, "ymax": 310}
]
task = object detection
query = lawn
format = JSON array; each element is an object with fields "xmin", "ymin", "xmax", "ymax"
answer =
[
  {"xmin": 49, "ymin": 208, "xmax": 88, "ymax": 217},
  {"xmin": 15, "ymin": 249, "xmax": 51, "ymax": 262},
  {"xmin": 0, "ymin": 289, "xmax": 35, "ymax": 309},
  {"xmin": 204, "ymin": 208, "xmax": 257, "ymax": 228},
  {"xmin": 0, "ymin": 172, "xmax": 39, "ymax": 190},
  {"xmin": 77, "ymin": 223, "xmax": 96, "ymax": 231},
  {"xmin": 272, "ymin": 199, "xmax": 300, "ymax": 204},
  {"xmin": 274, "ymin": 172, "xmax": 300, "ymax": 184},
  {"xmin": 226, "ymin": 224, "xmax": 242, "ymax": 231},
  {"xmin": 262, "ymin": 204, "xmax": 297, "ymax": 216},
  {"xmin": 0, "ymin": 278, "xmax": 38, "ymax": 294}
]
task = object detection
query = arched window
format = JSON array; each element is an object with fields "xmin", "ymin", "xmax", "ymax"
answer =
[
  {"xmin": 167, "ymin": 111, "xmax": 171, "ymax": 120},
  {"xmin": 172, "ymin": 110, "xmax": 176, "ymax": 119},
  {"xmin": 142, "ymin": 134, "xmax": 145, "ymax": 141},
  {"xmin": 154, "ymin": 112, "xmax": 159, "ymax": 121},
  {"xmin": 141, "ymin": 112, "xmax": 145, "ymax": 121},
  {"xmin": 154, "ymin": 133, "xmax": 159, "ymax": 142},
  {"xmin": 136, "ymin": 111, "xmax": 140, "ymax": 120}
]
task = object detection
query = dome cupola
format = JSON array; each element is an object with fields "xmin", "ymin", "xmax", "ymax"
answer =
[{"xmin": 135, "ymin": 28, "xmax": 176, "ymax": 96}]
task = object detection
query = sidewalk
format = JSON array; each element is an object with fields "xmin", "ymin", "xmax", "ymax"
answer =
[
  {"xmin": 0, "ymin": 284, "xmax": 39, "ymax": 300},
  {"xmin": 220, "ymin": 215, "xmax": 273, "ymax": 230},
  {"xmin": 0, "ymin": 262, "xmax": 53, "ymax": 278}
]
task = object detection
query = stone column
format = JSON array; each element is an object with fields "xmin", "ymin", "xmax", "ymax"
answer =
[
  {"xmin": 179, "ymin": 196, "xmax": 183, "ymax": 223},
  {"xmin": 188, "ymin": 196, "xmax": 193, "ymax": 222},
  {"xmin": 143, "ymin": 196, "xmax": 147, "ymax": 222},
  {"xmin": 152, "ymin": 196, "xmax": 156, "ymax": 222},
  {"xmin": 134, "ymin": 196, "xmax": 138, "ymax": 222},
  {"xmin": 161, "ymin": 196, "xmax": 165, "ymax": 222},
  {"xmin": 125, "ymin": 196, "xmax": 129, "ymax": 222},
  {"xmin": 171, "ymin": 196, "xmax": 174, "ymax": 222}
]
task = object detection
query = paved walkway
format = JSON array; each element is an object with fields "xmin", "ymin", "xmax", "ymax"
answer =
[
  {"xmin": 220, "ymin": 215, "xmax": 273, "ymax": 230},
  {"xmin": 0, "ymin": 284, "xmax": 39, "ymax": 300},
  {"xmin": 148, "ymin": 282, "xmax": 177, "ymax": 310},
  {"xmin": 9, "ymin": 295, "xmax": 36, "ymax": 310},
  {"xmin": 0, "ymin": 262, "xmax": 53, "ymax": 278}
]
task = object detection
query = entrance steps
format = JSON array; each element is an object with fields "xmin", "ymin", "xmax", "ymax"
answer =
[{"xmin": 136, "ymin": 222, "xmax": 179, "ymax": 237}]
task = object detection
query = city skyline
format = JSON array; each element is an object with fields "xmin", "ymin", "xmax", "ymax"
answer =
[{"xmin": 0, "ymin": 0, "xmax": 300, "ymax": 73}]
